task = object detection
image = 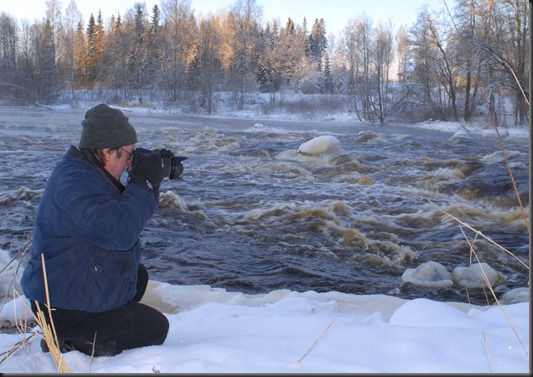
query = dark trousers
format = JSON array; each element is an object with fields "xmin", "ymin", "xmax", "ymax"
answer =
[{"xmin": 31, "ymin": 264, "xmax": 169, "ymax": 357}]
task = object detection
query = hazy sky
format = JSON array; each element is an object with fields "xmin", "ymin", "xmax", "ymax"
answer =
[{"xmin": 1, "ymin": 0, "xmax": 444, "ymax": 35}]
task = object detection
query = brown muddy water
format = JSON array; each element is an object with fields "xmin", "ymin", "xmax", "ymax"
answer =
[{"xmin": 0, "ymin": 106, "xmax": 529, "ymax": 305}]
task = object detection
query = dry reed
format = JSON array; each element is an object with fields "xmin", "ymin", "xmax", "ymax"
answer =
[
  {"xmin": 297, "ymin": 320, "xmax": 336, "ymax": 364},
  {"xmin": 0, "ymin": 292, "xmax": 36, "ymax": 366},
  {"xmin": 487, "ymin": 94, "xmax": 529, "ymax": 232},
  {"xmin": 35, "ymin": 253, "xmax": 70, "ymax": 373},
  {"xmin": 0, "ymin": 255, "xmax": 73, "ymax": 373},
  {"xmin": 428, "ymin": 200, "xmax": 529, "ymax": 271},
  {"xmin": 482, "ymin": 332, "xmax": 495, "ymax": 373},
  {"xmin": 431, "ymin": 200, "xmax": 529, "ymax": 358},
  {"xmin": 0, "ymin": 237, "xmax": 30, "ymax": 314}
]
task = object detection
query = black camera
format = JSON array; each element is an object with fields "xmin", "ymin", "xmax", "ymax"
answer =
[{"xmin": 132, "ymin": 147, "xmax": 187, "ymax": 180}]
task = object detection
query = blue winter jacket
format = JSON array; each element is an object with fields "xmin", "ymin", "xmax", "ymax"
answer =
[{"xmin": 20, "ymin": 146, "xmax": 158, "ymax": 313}]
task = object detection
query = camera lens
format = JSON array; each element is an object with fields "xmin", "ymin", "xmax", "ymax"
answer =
[
  {"xmin": 168, "ymin": 157, "xmax": 181, "ymax": 180},
  {"xmin": 162, "ymin": 155, "xmax": 187, "ymax": 180}
]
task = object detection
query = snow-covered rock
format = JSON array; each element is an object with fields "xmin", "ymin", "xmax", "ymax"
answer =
[
  {"xmin": 297, "ymin": 135, "xmax": 343, "ymax": 157},
  {"xmin": 452, "ymin": 262, "xmax": 504, "ymax": 289},
  {"xmin": 402, "ymin": 261, "xmax": 454, "ymax": 288}
]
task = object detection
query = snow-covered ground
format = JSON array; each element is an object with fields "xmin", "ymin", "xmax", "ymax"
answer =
[
  {"xmin": 0, "ymin": 280, "xmax": 529, "ymax": 373},
  {"xmin": 49, "ymin": 95, "xmax": 531, "ymax": 139}
]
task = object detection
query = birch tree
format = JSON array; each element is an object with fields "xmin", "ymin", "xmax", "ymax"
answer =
[
  {"xmin": 224, "ymin": 0, "xmax": 262, "ymax": 109},
  {"xmin": 344, "ymin": 15, "xmax": 373, "ymax": 121},
  {"xmin": 160, "ymin": 0, "xmax": 195, "ymax": 103},
  {"xmin": 196, "ymin": 16, "xmax": 222, "ymax": 113},
  {"xmin": 371, "ymin": 20, "xmax": 393, "ymax": 123},
  {"xmin": 411, "ymin": 8, "xmax": 449, "ymax": 120},
  {"xmin": 0, "ymin": 13, "xmax": 19, "ymax": 100},
  {"xmin": 59, "ymin": 0, "xmax": 82, "ymax": 99}
]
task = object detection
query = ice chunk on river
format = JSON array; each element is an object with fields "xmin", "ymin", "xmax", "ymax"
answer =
[
  {"xmin": 297, "ymin": 135, "xmax": 343, "ymax": 157},
  {"xmin": 401, "ymin": 261, "xmax": 453, "ymax": 288},
  {"xmin": 452, "ymin": 262, "xmax": 504, "ymax": 288}
]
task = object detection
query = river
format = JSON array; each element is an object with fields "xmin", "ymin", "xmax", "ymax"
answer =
[{"xmin": 0, "ymin": 106, "xmax": 529, "ymax": 305}]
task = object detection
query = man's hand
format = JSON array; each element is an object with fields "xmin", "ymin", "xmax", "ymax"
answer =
[
  {"xmin": 128, "ymin": 150, "xmax": 165, "ymax": 190},
  {"xmin": 159, "ymin": 148, "xmax": 174, "ymax": 158}
]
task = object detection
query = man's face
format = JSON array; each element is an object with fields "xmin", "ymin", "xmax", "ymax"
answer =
[{"xmin": 103, "ymin": 144, "xmax": 134, "ymax": 180}]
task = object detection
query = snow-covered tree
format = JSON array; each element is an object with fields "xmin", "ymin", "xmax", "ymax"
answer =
[
  {"xmin": 307, "ymin": 18, "xmax": 327, "ymax": 71},
  {"xmin": 160, "ymin": 0, "xmax": 196, "ymax": 103},
  {"xmin": 59, "ymin": 0, "xmax": 82, "ymax": 98},
  {"xmin": 223, "ymin": 0, "xmax": 262, "ymax": 109}
]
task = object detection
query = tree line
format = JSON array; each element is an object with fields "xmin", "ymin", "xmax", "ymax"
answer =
[{"xmin": 0, "ymin": 0, "xmax": 528, "ymax": 125}]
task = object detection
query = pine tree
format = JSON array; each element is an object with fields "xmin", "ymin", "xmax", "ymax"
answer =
[
  {"xmin": 128, "ymin": 3, "xmax": 147, "ymax": 96},
  {"xmin": 308, "ymin": 18, "xmax": 327, "ymax": 71},
  {"xmin": 73, "ymin": 20, "xmax": 86, "ymax": 88},
  {"xmin": 95, "ymin": 10, "xmax": 105, "ymax": 77},
  {"xmin": 278, "ymin": 17, "xmax": 306, "ymax": 90},
  {"xmin": 84, "ymin": 14, "xmax": 98, "ymax": 84},
  {"xmin": 145, "ymin": 5, "xmax": 161, "ymax": 92},
  {"xmin": 323, "ymin": 52, "xmax": 333, "ymax": 93},
  {"xmin": 101, "ymin": 14, "xmax": 128, "ymax": 92},
  {"xmin": 256, "ymin": 20, "xmax": 281, "ymax": 98}
]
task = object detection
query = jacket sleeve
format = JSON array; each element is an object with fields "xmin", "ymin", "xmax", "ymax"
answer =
[{"xmin": 53, "ymin": 160, "xmax": 158, "ymax": 251}]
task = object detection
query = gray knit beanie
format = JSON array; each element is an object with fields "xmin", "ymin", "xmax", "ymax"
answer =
[{"xmin": 79, "ymin": 104, "xmax": 137, "ymax": 149}]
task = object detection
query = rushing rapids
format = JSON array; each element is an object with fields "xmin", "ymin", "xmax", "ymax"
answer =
[{"xmin": 0, "ymin": 106, "xmax": 529, "ymax": 305}]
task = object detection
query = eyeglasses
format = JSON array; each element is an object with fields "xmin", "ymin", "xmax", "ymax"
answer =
[{"xmin": 120, "ymin": 147, "xmax": 134, "ymax": 161}]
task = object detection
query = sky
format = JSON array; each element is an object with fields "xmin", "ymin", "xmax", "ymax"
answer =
[{"xmin": 1, "ymin": 0, "xmax": 445, "ymax": 35}]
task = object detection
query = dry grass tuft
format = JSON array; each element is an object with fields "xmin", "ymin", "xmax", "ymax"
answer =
[
  {"xmin": 1, "ymin": 255, "xmax": 72, "ymax": 372},
  {"xmin": 35, "ymin": 253, "xmax": 71, "ymax": 373},
  {"xmin": 0, "ymin": 290, "xmax": 36, "ymax": 366},
  {"xmin": 0, "ymin": 236, "xmax": 70, "ymax": 372},
  {"xmin": 32, "ymin": 303, "xmax": 70, "ymax": 373}
]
